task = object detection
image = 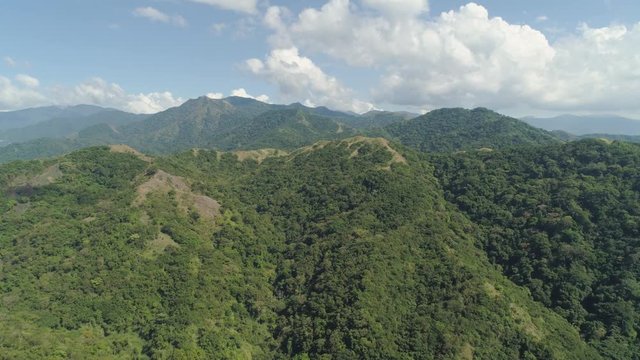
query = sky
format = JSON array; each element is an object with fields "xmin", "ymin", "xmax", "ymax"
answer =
[{"xmin": 1, "ymin": 0, "xmax": 640, "ymax": 118}]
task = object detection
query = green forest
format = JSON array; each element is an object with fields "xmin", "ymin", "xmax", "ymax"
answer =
[{"xmin": 1, "ymin": 101, "xmax": 640, "ymax": 359}]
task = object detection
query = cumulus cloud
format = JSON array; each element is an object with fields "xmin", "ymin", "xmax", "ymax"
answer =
[
  {"xmin": 132, "ymin": 7, "xmax": 187, "ymax": 27},
  {"xmin": 206, "ymin": 92, "xmax": 224, "ymax": 99},
  {"xmin": 15, "ymin": 74, "xmax": 40, "ymax": 88},
  {"xmin": 246, "ymin": 47, "xmax": 374, "ymax": 113},
  {"xmin": 260, "ymin": 1, "xmax": 640, "ymax": 114},
  {"xmin": 230, "ymin": 88, "xmax": 270, "ymax": 102},
  {"xmin": 58, "ymin": 78, "xmax": 185, "ymax": 113},
  {"xmin": 0, "ymin": 76, "xmax": 184, "ymax": 113},
  {"xmin": 0, "ymin": 76, "xmax": 48, "ymax": 110},
  {"xmin": 190, "ymin": 0, "xmax": 257, "ymax": 14}
]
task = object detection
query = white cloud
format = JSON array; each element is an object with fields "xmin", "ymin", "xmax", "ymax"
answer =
[
  {"xmin": 0, "ymin": 76, "xmax": 184, "ymax": 113},
  {"xmin": 536, "ymin": 15, "xmax": 549, "ymax": 22},
  {"xmin": 190, "ymin": 0, "xmax": 257, "ymax": 14},
  {"xmin": 0, "ymin": 76, "xmax": 48, "ymax": 110},
  {"xmin": 59, "ymin": 78, "xmax": 185, "ymax": 113},
  {"xmin": 3, "ymin": 56, "xmax": 16, "ymax": 68},
  {"xmin": 261, "ymin": 1, "xmax": 640, "ymax": 114},
  {"xmin": 126, "ymin": 91, "xmax": 185, "ymax": 113},
  {"xmin": 15, "ymin": 74, "xmax": 40, "ymax": 88},
  {"xmin": 206, "ymin": 92, "xmax": 224, "ymax": 99},
  {"xmin": 133, "ymin": 7, "xmax": 169, "ymax": 22},
  {"xmin": 230, "ymin": 88, "xmax": 270, "ymax": 103},
  {"xmin": 361, "ymin": 0, "xmax": 429, "ymax": 19},
  {"xmin": 132, "ymin": 7, "xmax": 187, "ymax": 27},
  {"xmin": 246, "ymin": 47, "xmax": 373, "ymax": 113}
]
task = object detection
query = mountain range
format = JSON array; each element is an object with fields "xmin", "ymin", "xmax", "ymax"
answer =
[
  {"xmin": 522, "ymin": 114, "xmax": 640, "ymax": 135},
  {"xmin": 0, "ymin": 97, "xmax": 560, "ymax": 163},
  {"xmin": 2, "ymin": 97, "xmax": 640, "ymax": 358}
]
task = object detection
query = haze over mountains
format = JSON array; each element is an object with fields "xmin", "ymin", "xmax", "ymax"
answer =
[{"xmin": 522, "ymin": 114, "xmax": 640, "ymax": 136}]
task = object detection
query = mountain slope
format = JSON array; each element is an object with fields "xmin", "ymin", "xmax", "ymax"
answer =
[
  {"xmin": 523, "ymin": 114, "xmax": 640, "ymax": 135},
  {"xmin": 211, "ymin": 108, "xmax": 359, "ymax": 150},
  {"xmin": 386, "ymin": 107, "xmax": 561, "ymax": 152},
  {"xmin": 349, "ymin": 109, "xmax": 417, "ymax": 129},
  {"xmin": 0, "ymin": 97, "xmax": 363, "ymax": 162},
  {"xmin": 0, "ymin": 109, "xmax": 145, "ymax": 144},
  {"xmin": 0, "ymin": 139, "xmax": 598, "ymax": 359},
  {"xmin": 0, "ymin": 105, "xmax": 108, "ymax": 132},
  {"xmin": 433, "ymin": 139, "xmax": 640, "ymax": 358},
  {"xmin": 112, "ymin": 96, "xmax": 274, "ymax": 153}
]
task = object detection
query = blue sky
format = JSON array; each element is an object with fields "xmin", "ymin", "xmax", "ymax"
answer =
[{"xmin": 1, "ymin": 0, "xmax": 639, "ymax": 117}]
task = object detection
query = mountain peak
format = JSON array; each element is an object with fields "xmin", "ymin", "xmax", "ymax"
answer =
[{"xmin": 386, "ymin": 107, "xmax": 559, "ymax": 152}]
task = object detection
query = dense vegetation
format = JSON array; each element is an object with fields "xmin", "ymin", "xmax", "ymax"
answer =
[
  {"xmin": 433, "ymin": 140, "xmax": 640, "ymax": 358},
  {"xmin": 0, "ymin": 102, "xmax": 561, "ymax": 164},
  {"xmin": 0, "ymin": 140, "xmax": 599, "ymax": 359},
  {"xmin": 3, "ymin": 100, "xmax": 640, "ymax": 359},
  {"xmin": 385, "ymin": 107, "xmax": 560, "ymax": 153},
  {"xmin": 0, "ymin": 97, "xmax": 370, "ymax": 163}
]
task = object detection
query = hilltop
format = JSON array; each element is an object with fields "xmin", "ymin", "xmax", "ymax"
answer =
[{"xmin": 385, "ymin": 107, "xmax": 560, "ymax": 153}]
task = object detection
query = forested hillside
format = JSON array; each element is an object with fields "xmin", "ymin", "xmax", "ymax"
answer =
[
  {"xmin": 0, "ymin": 97, "xmax": 364, "ymax": 163},
  {"xmin": 0, "ymin": 140, "xmax": 599, "ymax": 359},
  {"xmin": 386, "ymin": 107, "xmax": 560, "ymax": 152},
  {"xmin": 0, "ymin": 101, "xmax": 563, "ymax": 164},
  {"xmin": 3, "ymin": 99, "xmax": 640, "ymax": 359},
  {"xmin": 433, "ymin": 139, "xmax": 640, "ymax": 359}
]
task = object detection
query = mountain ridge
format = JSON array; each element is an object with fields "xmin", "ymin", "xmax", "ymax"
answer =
[{"xmin": 523, "ymin": 114, "xmax": 640, "ymax": 135}]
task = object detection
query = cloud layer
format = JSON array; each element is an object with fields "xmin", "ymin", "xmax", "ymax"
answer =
[
  {"xmin": 259, "ymin": 0, "xmax": 640, "ymax": 114},
  {"xmin": 0, "ymin": 75, "xmax": 185, "ymax": 113}
]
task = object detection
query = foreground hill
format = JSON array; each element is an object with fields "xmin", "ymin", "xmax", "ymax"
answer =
[
  {"xmin": 433, "ymin": 139, "xmax": 640, "ymax": 358},
  {"xmin": 0, "ymin": 139, "xmax": 597, "ymax": 359},
  {"xmin": 386, "ymin": 107, "xmax": 561, "ymax": 152}
]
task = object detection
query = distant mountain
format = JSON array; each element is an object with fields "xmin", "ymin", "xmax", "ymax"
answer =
[
  {"xmin": 349, "ymin": 110, "xmax": 417, "ymax": 129},
  {"xmin": 212, "ymin": 108, "xmax": 358, "ymax": 150},
  {"xmin": 115, "ymin": 96, "xmax": 274, "ymax": 153},
  {"xmin": 0, "ymin": 109, "xmax": 146, "ymax": 144},
  {"xmin": 549, "ymin": 130, "xmax": 640, "ymax": 144},
  {"xmin": 0, "ymin": 97, "xmax": 362, "ymax": 162},
  {"xmin": 115, "ymin": 96, "xmax": 359, "ymax": 153},
  {"xmin": 386, "ymin": 107, "xmax": 560, "ymax": 152},
  {"xmin": 580, "ymin": 133, "xmax": 640, "ymax": 143},
  {"xmin": 0, "ymin": 104, "xmax": 107, "ymax": 131},
  {"xmin": 523, "ymin": 114, "xmax": 640, "ymax": 135}
]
